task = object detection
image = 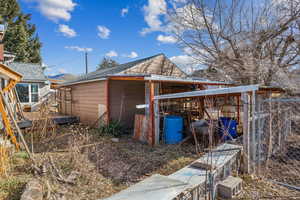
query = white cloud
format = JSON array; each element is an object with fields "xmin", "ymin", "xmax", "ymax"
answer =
[
  {"xmin": 65, "ymin": 46, "xmax": 93, "ymax": 52},
  {"xmin": 105, "ymin": 50, "xmax": 118, "ymax": 57},
  {"xmin": 125, "ymin": 51, "xmax": 138, "ymax": 58},
  {"xmin": 121, "ymin": 7, "xmax": 129, "ymax": 17},
  {"xmin": 97, "ymin": 26, "xmax": 111, "ymax": 39},
  {"xmin": 45, "ymin": 67, "xmax": 52, "ymax": 71},
  {"xmin": 58, "ymin": 68, "xmax": 66, "ymax": 74},
  {"xmin": 157, "ymin": 34, "xmax": 177, "ymax": 43},
  {"xmin": 141, "ymin": 0, "xmax": 167, "ymax": 35},
  {"xmin": 26, "ymin": 0, "xmax": 77, "ymax": 22},
  {"xmin": 170, "ymin": 54, "xmax": 203, "ymax": 73},
  {"xmin": 58, "ymin": 24, "xmax": 77, "ymax": 37}
]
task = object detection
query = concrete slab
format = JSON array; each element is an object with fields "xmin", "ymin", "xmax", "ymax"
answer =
[
  {"xmin": 103, "ymin": 143, "xmax": 242, "ymax": 200},
  {"xmin": 168, "ymin": 143, "xmax": 242, "ymax": 188},
  {"xmin": 102, "ymin": 174, "xmax": 188, "ymax": 200}
]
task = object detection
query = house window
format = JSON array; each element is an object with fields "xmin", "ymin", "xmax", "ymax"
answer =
[
  {"xmin": 16, "ymin": 83, "xmax": 39, "ymax": 103},
  {"xmin": 31, "ymin": 84, "xmax": 39, "ymax": 103},
  {"xmin": 16, "ymin": 83, "xmax": 29, "ymax": 103}
]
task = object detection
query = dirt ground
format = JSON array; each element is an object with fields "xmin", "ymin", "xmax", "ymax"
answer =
[
  {"xmin": 262, "ymin": 135, "xmax": 300, "ymax": 187},
  {"xmin": 0, "ymin": 124, "xmax": 198, "ymax": 200},
  {"xmin": 1, "ymin": 123, "xmax": 300, "ymax": 200}
]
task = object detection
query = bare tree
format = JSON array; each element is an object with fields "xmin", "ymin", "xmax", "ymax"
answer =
[{"xmin": 168, "ymin": 0, "xmax": 300, "ymax": 89}]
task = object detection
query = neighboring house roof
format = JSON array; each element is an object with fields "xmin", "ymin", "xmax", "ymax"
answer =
[
  {"xmin": 8, "ymin": 62, "xmax": 47, "ymax": 82},
  {"xmin": 48, "ymin": 73, "xmax": 78, "ymax": 82},
  {"xmin": 63, "ymin": 53, "xmax": 188, "ymax": 85}
]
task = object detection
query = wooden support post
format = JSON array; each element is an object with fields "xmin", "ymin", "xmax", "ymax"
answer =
[
  {"xmin": 13, "ymin": 88, "xmax": 24, "ymax": 119},
  {"xmin": 242, "ymin": 92, "xmax": 250, "ymax": 173},
  {"xmin": 149, "ymin": 81, "xmax": 155, "ymax": 146},
  {"xmin": 237, "ymin": 95, "xmax": 240, "ymax": 124}
]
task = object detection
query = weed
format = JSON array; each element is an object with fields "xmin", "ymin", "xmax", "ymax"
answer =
[
  {"xmin": 98, "ymin": 121, "xmax": 123, "ymax": 137},
  {"xmin": 14, "ymin": 151, "xmax": 29, "ymax": 160},
  {"xmin": 0, "ymin": 177, "xmax": 27, "ymax": 200}
]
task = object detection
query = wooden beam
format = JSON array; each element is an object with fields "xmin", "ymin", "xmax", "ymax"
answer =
[
  {"xmin": 108, "ymin": 76, "xmax": 145, "ymax": 81},
  {"xmin": 0, "ymin": 63, "xmax": 22, "ymax": 82}
]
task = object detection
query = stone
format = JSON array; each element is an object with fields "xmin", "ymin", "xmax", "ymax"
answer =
[
  {"xmin": 20, "ymin": 179, "xmax": 43, "ymax": 200},
  {"xmin": 111, "ymin": 138, "xmax": 119, "ymax": 143}
]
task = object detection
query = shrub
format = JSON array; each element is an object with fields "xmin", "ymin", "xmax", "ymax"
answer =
[{"xmin": 98, "ymin": 120, "xmax": 123, "ymax": 137}]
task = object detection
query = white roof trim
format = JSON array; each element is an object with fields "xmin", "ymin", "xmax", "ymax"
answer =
[
  {"xmin": 145, "ymin": 74, "xmax": 230, "ymax": 85},
  {"xmin": 60, "ymin": 78, "xmax": 107, "ymax": 87},
  {"xmin": 154, "ymin": 84, "xmax": 259, "ymax": 100}
]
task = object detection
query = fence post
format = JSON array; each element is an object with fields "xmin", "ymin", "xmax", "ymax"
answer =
[
  {"xmin": 257, "ymin": 96, "xmax": 262, "ymax": 176},
  {"xmin": 242, "ymin": 92, "xmax": 250, "ymax": 173},
  {"xmin": 266, "ymin": 98, "xmax": 273, "ymax": 168},
  {"xmin": 251, "ymin": 90, "xmax": 256, "ymax": 174},
  {"xmin": 277, "ymin": 102, "xmax": 281, "ymax": 153}
]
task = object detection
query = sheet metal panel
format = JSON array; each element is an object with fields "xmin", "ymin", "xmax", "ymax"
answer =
[
  {"xmin": 102, "ymin": 174, "xmax": 188, "ymax": 200},
  {"xmin": 154, "ymin": 85, "xmax": 259, "ymax": 100}
]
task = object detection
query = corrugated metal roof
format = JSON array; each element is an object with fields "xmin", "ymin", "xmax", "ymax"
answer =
[
  {"xmin": 8, "ymin": 62, "xmax": 47, "ymax": 82},
  {"xmin": 145, "ymin": 74, "xmax": 231, "ymax": 85}
]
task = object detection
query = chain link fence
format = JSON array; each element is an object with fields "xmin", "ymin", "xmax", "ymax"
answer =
[{"xmin": 252, "ymin": 98, "xmax": 300, "ymax": 188}]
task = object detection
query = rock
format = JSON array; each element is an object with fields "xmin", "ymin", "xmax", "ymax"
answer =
[
  {"xmin": 66, "ymin": 171, "xmax": 80, "ymax": 183},
  {"xmin": 20, "ymin": 179, "xmax": 43, "ymax": 200},
  {"xmin": 111, "ymin": 138, "xmax": 119, "ymax": 143}
]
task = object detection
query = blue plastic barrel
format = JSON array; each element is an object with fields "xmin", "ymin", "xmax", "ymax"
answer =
[
  {"xmin": 164, "ymin": 115, "xmax": 183, "ymax": 144},
  {"xmin": 219, "ymin": 117, "xmax": 238, "ymax": 141}
]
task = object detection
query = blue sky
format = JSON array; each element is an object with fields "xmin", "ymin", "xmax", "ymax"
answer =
[{"xmin": 19, "ymin": 0, "xmax": 194, "ymax": 76}]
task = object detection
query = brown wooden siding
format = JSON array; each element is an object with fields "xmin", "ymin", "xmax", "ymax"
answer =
[
  {"xmin": 109, "ymin": 80, "xmax": 145, "ymax": 129},
  {"xmin": 59, "ymin": 81, "xmax": 106, "ymax": 124}
]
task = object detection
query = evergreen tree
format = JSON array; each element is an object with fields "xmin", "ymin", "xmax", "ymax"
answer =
[
  {"xmin": 97, "ymin": 57, "xmax": 119, "ymax": 70},
  {"xmin": 0, "ymin": 0, "xmax": 42, "ymax": 63}
]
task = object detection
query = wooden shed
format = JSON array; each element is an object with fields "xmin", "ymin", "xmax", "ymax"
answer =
[{"xmin": 57, "ymin": 54, "xmax": 231, "ymax": 144}]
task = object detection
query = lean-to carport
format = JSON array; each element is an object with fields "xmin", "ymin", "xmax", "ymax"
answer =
[{"xmin": 152, "ymin": 84, "xmax": 284, "ymax": 173}]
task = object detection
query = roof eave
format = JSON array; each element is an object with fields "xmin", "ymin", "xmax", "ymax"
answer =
[{"xmin": 59, "ymin": 77, "xmax": 107, "ymax": 87}]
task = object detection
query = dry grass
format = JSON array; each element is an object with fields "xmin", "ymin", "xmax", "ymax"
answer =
[
  {"xmin": 236, "ymin": 175, "xmax": 300, "ymax": 199},
  {"xmin": 1, "ymin": 124, "xmax": 300, "ymax": 199},
  {"xmin": 0, "ymin": 124, "xmax": 198, "ymax": 200}
]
